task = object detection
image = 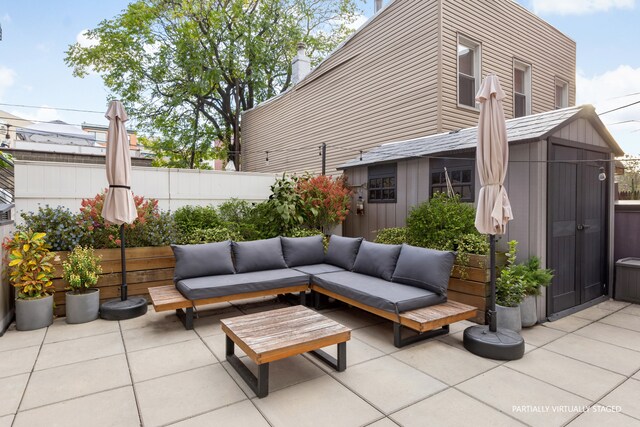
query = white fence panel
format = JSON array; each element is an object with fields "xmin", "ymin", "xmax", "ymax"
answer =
[{"xmin": 15, "ymin": 160, "xmax": 278, "ymax": 221}]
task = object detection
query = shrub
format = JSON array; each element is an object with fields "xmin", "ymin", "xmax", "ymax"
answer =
[
  {"xmin": 180, "ymin": 226, "xmax": 242, "ymax": 244},
  {"xmin": 296, "ymin": 174, "xmax": 351, "ymax": 231},
  {"xmin": 173, "ymin": 205, "xmax": 220, "ymax": 233},
  {"xmin": 62, "ymin": 246, "xmax": 102, "ymax": 294},
  {"xmin": 284, "ymin": 226, "xmax": 328, "ymax": 249},
  {"xmin": 217, "ymin": 199, "xmax": 254, "ymax": 224},
  {"xmin": 125, "ymin": 211, "xmax": 177, "ymax": 247},
  {"xmin": 374, "ymin": 227, "xmax": 408, "ymax": 245},
  {"xmin": 4, "ymin": 230, "xmax": 56, "ymax": 299},
  {"xmin": 18, "ymin": 206, "xmax": 85, "ymax": 251},
  {"xmin": 267, "ymin": 174, "xmax": 304, "ymax": 235},
  {"xmin": 406, "ymin": 193, "xmax": 478, "ymax": 251},
  {"xmin": 456, "ymin": 233, "xmax": 490, "ymax": 256}
]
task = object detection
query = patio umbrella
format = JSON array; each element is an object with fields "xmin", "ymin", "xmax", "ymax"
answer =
[
  {"xmin": 99, "ymin": 100, "xmax": 148, "ymax": 320},
  {"xmin": 463, "ymin": 74, "xmax": 524, "ymax": 360}
]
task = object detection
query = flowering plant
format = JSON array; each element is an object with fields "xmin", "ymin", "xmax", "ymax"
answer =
[
  {"xmin": 296, "ymin": 174, "xmax": 351, "ymax": 231},
  {"xmin": 62, "ymin": 246, "xmax": 102, "ymax": 294}
]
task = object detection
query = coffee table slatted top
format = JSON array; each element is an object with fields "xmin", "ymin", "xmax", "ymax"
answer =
[{"xmin": 221, "ymin": 305, "xmax": 351, "ymax": 364}]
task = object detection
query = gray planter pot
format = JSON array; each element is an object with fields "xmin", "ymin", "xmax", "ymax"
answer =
[
  {"xmin": 65, "ymin": 289, "xmax": 100, "ymax": 324},
  {"xmin": 520, "ymin": 295, "xmax": 538, "ymax": 328},
  {"xmin": 15, "ymin": 294, "xmax": 53, "ymax": 331},
  {"xmin": 496, "ymin": 303, "xmax": 522, "ymax": 332}
]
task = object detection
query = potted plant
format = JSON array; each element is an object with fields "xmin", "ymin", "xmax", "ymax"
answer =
[
  {"xmin": 519, "ymin": 257, "xmax": 554, "ymax": 327},
  {"xmin": 5, "ymin": 230, "xmax": 56, "ymax": 331},
  {"xmin": 62, "ymin": 246, "xmax": 102, "ymax": 324},
  {"xmin": 495, "ymin": 240, "xmax": 526, "ymax": 332}
]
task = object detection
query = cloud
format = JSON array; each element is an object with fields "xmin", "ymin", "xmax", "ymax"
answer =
[
  {"xmin": 0, "ymin": 66, "xmax": 16, "ymax": 100},
  {"xmin": 531, "ymin": 0, "xmax": 635, "ymax": 14},
  {"xmin": 76, "ymin": 29, "xmax": 99, "ymax": 48},
  {"xmin": 11, "ymin": 105, "xmax": 62, "ymax": 123},
  {"xmin": 346, "ymin": 14, "xmax": 368, "ymax": 31}
]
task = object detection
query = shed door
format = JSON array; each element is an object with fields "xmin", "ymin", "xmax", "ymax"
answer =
[{"xmin": 548, "ymin": 144, "xmax": 607, "ymax": 315}]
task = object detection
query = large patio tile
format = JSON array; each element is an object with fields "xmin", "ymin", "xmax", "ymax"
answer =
[
  {"xmin": 352, "ymin": 323, "xmax": 398, "ymax": 354},
  {"xmin": 518, "ymin": 325, "xmax": 566, "ymax": 347},
  {"xmin": 331, "ymin": 355, "xmax": 446, "ymax": 414},
  {"xmin": 136, "ymin": 364, "xmax": 245, "ymax": 427},
  {"xmin": 192, "ymin": 305, "xmax": 244, "ymax": 338},
  {"xmin": 44, "ymin": 318, "xmax": 120, "ymax": 343},
  {"xmin": 237, "ymin": 299, "xmax": 290, "ymax": 314},
  {"xmin": 634, "ymin": 371, "xmax": 640, "ymax": 381},
  {"xmin": 574, "ymin": 322, "xmax": 640, "ymax": 352},
  {"xmin": 0, "ymin": 327, "xmax": 45, "ymax": 352},
  {"xmin": 201, "ymin": 334, "xmax": 246, "ymax": 362},
  {"xmin": 597, "ymin": 300, "xmax": 630, "ymax": 311},
  {"xmin": 306, "ymin": 337, "xmax": 385, "ymax": 372},
  {"xmin": 322, "ymin": 308, "xmax": 385, "ymax": 330},
  {"xmin": 121, "ymin": 320, "xmax": 198, "ymax": 352},
  {"xmin": 366, "ymin": 418, "xmax": 398, "ymax": 427},
  {"xmin": 619, "ymin": 304, "xmax": 640, "ymax": 317},
  {"xmin": 171, "ymin": 399, "xmax": 268, "ymax": 426},
  {"xmin": 572, "ymin": 306, "xmax": 616, "ymax": 321},
  {"xmin": 599, "ymin": 312, "xmax": 640, "ymax": 333},
  {"xmin": 118, "ymin": 306, "xmax": 181, "ymax": 331},
  {"xmin": 567, "ymin": 405, "xmax": 640, "ymax": 427},
  {"xmin": 544, "ymin": 316, "xmax": 592, "ymax": 333},
  {"xmin": 128, "ymin": 339, "xmax": 218, "ymax": 382},
  {"xmin": 457, "ymin": 366, "xmax": 590, "ymax": 427},
  {"xmin": 394, "ymin": 340, "xmax": 498, "ymax": 385},
  {"xmin": 13, "ymin": 386, "xmax": 139, "ymax": 427},
  {"xmin": 543, "ymin": 333, "xmax": 640, "ymax": 376},
  {"xmin": 505, "ymin": 348, "xmax": 625, "ymax": 400},
  {"xmin": 0, "ymin": 415, "xmax": 13, "ymax": 427},
  {"xmin": 600, "ymin": 378, "xmax": 640, "ymax": 420},
  {"xmin": 449, "ymin": 319, "xmax": 475, "ymax": 334},
  {"xmin": 35, "ymin": 332, "xmax": 124, "ymax": 370},
  {"xmin": 253, "ymin": 375, "xmax": 382, "ymax": 427},
  {"xmin": 0, "ymin": 346, "xmax": 39, "ymax": 379},
  {"xmin": 21, "ymin": 354, "xmax": 130, "ymax": 410},
  {"xmin": 391, "ymin": 388, "xmax": 524, "ymax": 427},
  {"xmin": 0, "ymin": 373, "xmax": 29, "ymax": 416}
]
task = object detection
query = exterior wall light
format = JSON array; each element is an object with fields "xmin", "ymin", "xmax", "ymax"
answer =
[
  {"xmin": 356, "ymin": 195, "xmax": 365, "ymax": 215},
  {"xmin": 598, "ymin": 167, "xmax": 606, "ymax": 182}
]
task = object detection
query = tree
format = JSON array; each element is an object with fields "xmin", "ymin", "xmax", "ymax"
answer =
[
  {"xmin": 66, "ymin": 0, "xmax": 361, "ymax": 169},
  {"xmin": 617, "ymin": 154, "xmax": 640, "ymax": 200}
]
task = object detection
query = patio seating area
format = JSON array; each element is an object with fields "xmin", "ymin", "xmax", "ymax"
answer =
[{"xmin": 1, "ymin": 297, "xmax": 639, "ymax": 427}]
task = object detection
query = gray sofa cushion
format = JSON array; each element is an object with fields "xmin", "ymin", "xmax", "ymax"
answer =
[
  {"xmin": 171, "ymin": 241, "xmax": 235, "ymax": 282},
  {"xmin": 391, "ymin": 244, "xmax": 456, "ymax": 295},
  {"xmin": 281, "ymin": 235, "xmax": 325, "ymax": 267},
  {"xmin": 176, "ymin": 268, "xmax": 310, "ymax": 300},
  {"xmin": 324, "ymin": 235, "xmax": 363, "ymax": 270},
  {"xmin": 292, "ymin": 263, "xmax": 345, "ymax": 275},
  {"xmin": 313, "ymin": 271, "xmax": 445, "ymax": 313},
  {"xmin": 352, "ymin": 241, "xmax": 402, "ymax": 281},
  {"xmin": 232, "ymin": 238, "xmax": 287, "ymax": 273}
]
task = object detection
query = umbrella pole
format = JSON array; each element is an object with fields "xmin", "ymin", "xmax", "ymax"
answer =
[
  {"xmin": 120, "ymin": 224, "xmax": 127, "ymax": 301},
  {"xmin": 489, "ymin": 234, "xmax": 497, "ymax": 332}
]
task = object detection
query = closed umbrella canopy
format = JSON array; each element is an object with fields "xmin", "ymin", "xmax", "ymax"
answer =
[
  {"xmin": 102, "ymin": 100, "xmax": 137, "ymax": 225},
  {"xmin": 475, "ymin": 74, "xmax": 513, "ymax": 235}
]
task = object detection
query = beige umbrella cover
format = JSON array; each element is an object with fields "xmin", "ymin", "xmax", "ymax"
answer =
[
  {"xmin": 101, "ymin": 100, "xmax": 137, "ymax": 225},
  {"xmin": 475, "ymin": 75, "xmax": 513, "ymax": 235}
]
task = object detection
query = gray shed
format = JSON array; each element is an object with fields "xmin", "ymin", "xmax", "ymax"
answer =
[{"xmin": 339, "ymin": 105, "xmax": 624, "ymax": 320}]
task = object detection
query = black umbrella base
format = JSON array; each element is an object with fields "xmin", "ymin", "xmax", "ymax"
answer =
[
  {"xmin": 100, "ymin": 296, "xmax": 148, "ymax": 321},
  {"xmin": 463, "ymin": 325, "xmax": 525, "ymax": 360}
]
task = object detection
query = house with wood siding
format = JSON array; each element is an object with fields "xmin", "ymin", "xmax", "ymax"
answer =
[{"xmin": 241, "ymin": 0, "xmax": 576, "ymax": 174}]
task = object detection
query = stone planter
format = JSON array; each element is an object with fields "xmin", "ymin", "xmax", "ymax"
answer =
[
  {"xmin": 15, "ymin": 294, "xmax": 54, "ymax": 331},
  {"xmin": 520, "ymin": 295, "xmax": 538, "ymax": 328},
  {"xmin": 65, "ymin": 288, "xmax": 100, "ymax": 324},
  {"xmin": 496, "ymin": 303, "xmax": 522, "ymax": 332}
]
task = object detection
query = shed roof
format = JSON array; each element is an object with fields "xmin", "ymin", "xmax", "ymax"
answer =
[{"xmin": 339, "ymin": 105, "xmax": 623, "ymax": 169}]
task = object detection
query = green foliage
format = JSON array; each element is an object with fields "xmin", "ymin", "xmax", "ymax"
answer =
[
  {"xmin": 217, "ymin": 199, "xmax": 254, "ymax": 224},
  {"xmin": 267, "ymin": 174, "xmax": 304, "ymax": 235},
  {"xmin": 179, "ymin": 226, "xmax": 242, "ymax": 244},
  {"xmin": 296, "ymin": 174, "xmax": 351, "ymax": 231},
  {"xmin": 124, "ymin": 211, "xmax": 178, "ymax": 248},
  {"xmin": 4, "ymin": 230, "xmax": 56, "ymax": 299},
  {"xmin": 455, "ymin": 233, "xmax": 490, "ymax": 256},
  {"xmin": 62, "ymin": 246, "xmax": 103, "ymax": 294},
  {"xmin": 521, "ymin": 257, "xmax": 554, "ymax": 296},
  {"xmin": 374, "ymin": 228, "xmax": 409, "ymax": 245},
  {"xmin": 18, "ymin": 206, "xmax": 85, "ymax": 251},
  {"xmin": 65, "ymin": 0, "xmax": 361, "ymax": 169},
  {"xmin": 406, "ymin": 193, "xmax": 478, "ymax": 251},
  {"xmin": 496, "ymin": 241, "xmax": 554, "ymax": 306},
  {"xmin": 174, "ymin": 205, "xmax": 220, "ymax": 234}
]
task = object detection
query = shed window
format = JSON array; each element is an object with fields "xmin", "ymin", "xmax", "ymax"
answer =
[
  {"xmin": 430, "ymin": 159, "xmax": 474, "ymax": 202},
  {"xmin": 368, "ymin": 163, "xmax": 396, "ymax": 203},
  {"xmin": 513, "ymin": 60, "xmax": 531, "ymax": 118},
  {"xmin": 555, "ymin": 78, "xmax": 568, "ymax": 109},
  {"xmin": 458, "ymin": 35, "xmax": 481, "ymax": 108}
]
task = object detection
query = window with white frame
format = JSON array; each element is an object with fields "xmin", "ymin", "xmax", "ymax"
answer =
[
  {"xmin": 513, "ymin": 60, "xmax": 531, "ymax": 118},
  {"xmin": 555, "ymin": 78, "xmax": 568, "ymax": 109},
  {"xmin": 458, "ymin": 35, "xmax": 481, "ymax": 108}
]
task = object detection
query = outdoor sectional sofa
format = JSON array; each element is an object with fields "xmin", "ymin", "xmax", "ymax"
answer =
[{"xmin": 149, "ymin": 235, "xmax": 477, "ymax": 347}]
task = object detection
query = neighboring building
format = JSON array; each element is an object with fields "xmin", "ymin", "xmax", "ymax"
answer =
[
  {"xmin": 339, "ymin": 105, "xmax": 623, "ymax": 320},
  {"xmin": 241, "ymin": 0, "xmax": 576, "ymax": 174},
  {"xmin": 82, "ymin": 122, "xmax": 140, "ymax": 151}
]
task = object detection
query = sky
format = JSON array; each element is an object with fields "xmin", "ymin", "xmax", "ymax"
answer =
[{"xmin": 0, "ymin": 0, "xmax": 639, "ymax": 154}]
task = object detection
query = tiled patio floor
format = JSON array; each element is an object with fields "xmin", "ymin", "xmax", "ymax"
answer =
[{"xmin": 1, "ymin": 298, "xmax": 640, "ymax": 427}]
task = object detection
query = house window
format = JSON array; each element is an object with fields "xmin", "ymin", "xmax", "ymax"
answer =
[
  {"xmin": 513, "ymin": 60, "xmax": 531, "ymax": 118},
  {"xmin": 368, "ymin": 163, "xmax": 396, "ymax": 203},
  {"xmin": 430, "ymin": 158, "xmax": 474, "ymax": 202},
  {"xmin": 555, "ymin": 78, "xmax": 568, "ymax": 109},
  {"xmin": 458, "ymin": 35, "xmax": 481, "ymax": 108}
]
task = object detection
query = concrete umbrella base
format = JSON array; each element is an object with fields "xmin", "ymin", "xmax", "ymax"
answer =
[
  {"xmin": 463, "ymin": 325, "xmax": 525, "ymax": 361},
  {"xmin": 100, "ymin": 296, "xmax": 148, "ymax": 321}
]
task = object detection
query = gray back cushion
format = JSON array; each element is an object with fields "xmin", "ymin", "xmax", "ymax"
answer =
[
  {"xmin": 171, "ymin": 241, "xmax": 235, "ymax": 282},
  {"xmin": 281, "ymin": 235, "xmax": 325, "ymax": 267},
  {"xmin": 232, "ymin": 237, "xmax": 288, "ymax": 273},
  {"xmin": 324, "ymin": 235, "xmax": 363, "ymax": 270},
  {"xmin": 352, "ymin": 241, "xmax": 402, "ymax": 281},
  {"xmin": 391, "ymin": 244, "xmax": 455, "ymax": 295}
]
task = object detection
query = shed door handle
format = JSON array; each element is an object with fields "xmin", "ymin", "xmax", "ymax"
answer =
[{"xmin": 577, "ymin": 224, "xmax": 591, "ymax": 230}]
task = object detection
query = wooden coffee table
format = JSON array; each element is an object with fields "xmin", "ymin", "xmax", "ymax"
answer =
[{"xmin": 220, "ymin": 305, "xmax": 351, "ymax": 398}]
